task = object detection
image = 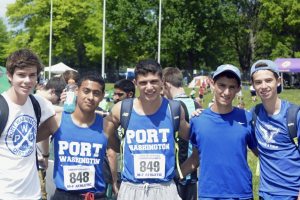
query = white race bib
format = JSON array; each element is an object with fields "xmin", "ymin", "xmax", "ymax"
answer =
[
  {"xmin": 134, "ymin": 154, "xmax": 165, "ymax": 179},
  {"xmin": 63, "ymin": 165, "xmax": 95, "ymax": 190}
]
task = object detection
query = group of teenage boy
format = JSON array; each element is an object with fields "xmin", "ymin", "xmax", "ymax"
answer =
[{"xmin": 0, "ymin": 48, "xmax": 299, "ymax": 200}]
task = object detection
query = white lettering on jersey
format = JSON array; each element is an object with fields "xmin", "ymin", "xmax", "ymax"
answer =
[
  {"xmin": 58, "ymin": 141, "xmax": 103, "ymax": 157},
  {"xmin": 126, "ymin": 128, "xmax": 170, "ymax": 144}
]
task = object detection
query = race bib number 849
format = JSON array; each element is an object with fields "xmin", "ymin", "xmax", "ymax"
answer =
[
  {"xmin": 134, "ymin": 154, "xmax": 165, "ymax": 179},
  {"xmin": 63, "ymin": 165, "xmax": 95, "ymax": 190}
]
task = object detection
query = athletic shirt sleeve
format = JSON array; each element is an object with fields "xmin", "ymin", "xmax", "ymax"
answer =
[
  {"xmin": 33, "ymin": 94, "xmax": 56, "ymax": 124},
  {"xmin": 245, "ymin": 110, "xmax": 257, "ymax": 150},
  {"xmin": 189, "ymin": 117, "xmax": 199, "ymax": 149}
]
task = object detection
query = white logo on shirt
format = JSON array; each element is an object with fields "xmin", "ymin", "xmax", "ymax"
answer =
[
  {"xmin": 6, "ymin": 115, "xmax": 37, "ymax": 157},
  {"xmin": 258, "ymin": 123, "xmax": 279, "ymax": 144}
]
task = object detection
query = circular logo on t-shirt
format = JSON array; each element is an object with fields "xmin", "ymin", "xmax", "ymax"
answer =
[{"xmin": 5, "ymin": 115, "xmax": 37, "ymax": 157}]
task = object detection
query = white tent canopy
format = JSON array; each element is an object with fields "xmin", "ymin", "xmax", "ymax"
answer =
[{"xmin": 44, "ymin": 62, "xmax": 77, "ymax": 74}]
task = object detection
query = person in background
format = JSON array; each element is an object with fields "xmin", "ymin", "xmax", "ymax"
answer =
[
  {"xmin": 250, "ymin": 59, "xmax": 300, "ymax": 200},
  {"xmin": 181, "ymin": 64, "xmax": 258, "ymax": 199},
  {"xmin": 162, "ymin": 67, "xmax": 200, "ymax": 200},
  {"xmin": 250, "ymin": 85, "xmax": 257, "ymax": 102},
  {"xmin": 35, "ymin": 76, "xmax": 67, "ymax": 200},
  {"xmin": 0, "ymin": 49, "xmax": 55, "ymax": 199},
  {"xmin": 62, "ymin": 70, "xmax": 79, "ymax": 85},
  {"xmin": 190, "ymin": 88, "xmax": 196, "ymax": 99},
  {"xmin": 112, "ymin": 79, "xmax": 135, "ymax": 104}
]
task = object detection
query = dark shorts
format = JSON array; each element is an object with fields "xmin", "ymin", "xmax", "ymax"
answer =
[{"xmin": 51, "ymin": 188, "xmax": 106, "ymax": 200}]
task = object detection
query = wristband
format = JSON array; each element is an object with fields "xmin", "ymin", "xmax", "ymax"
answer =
[{"xmin": 42, "ymin": 153, "xmax": 49, "ymax": 158}]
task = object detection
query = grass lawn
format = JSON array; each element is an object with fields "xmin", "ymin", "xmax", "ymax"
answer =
[{"xmin": 104, "ymin": 84, "xmax": 300, "ymax": 199}]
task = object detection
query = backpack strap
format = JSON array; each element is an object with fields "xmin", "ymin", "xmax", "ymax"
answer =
[
  {"xmin": 168, "ymin": 99, "xmax": 181, "ymax": 133},
  {"xmin": 29, "ymin": 94, "xmax": 41, "ymax": 171},
  {"xmin": 287, "ymin": 103, "xmax": 300, "ymax": 148},
  {"xmin": 168, "ymin": 99, "xmax": 184, "ymax": 179},
  {"xmin": 0, "ymin": 94, "xmax": 9, "ymax": 136},
  {"xmin": 120, "ymin": 98, "xmax": 134, "ymax": 138},
  {"xmin": 252, "ymin": 103, "xmax": 262, "ymax": 128},
  {"xmin": 29, "ymin": 94, "xmax": 41, "ymax": 127}
]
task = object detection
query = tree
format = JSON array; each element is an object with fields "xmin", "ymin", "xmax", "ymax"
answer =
[{"xmin": 0, "ymin": 18, "xmax": 9, "ymax": 66}]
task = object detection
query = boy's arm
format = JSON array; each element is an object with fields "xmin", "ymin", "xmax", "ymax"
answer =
[
  {"xmin": 178, "ymin": 106, "xmax": 190, "ymax": 141},
  {"xmin": 104, "ymin": 103, "xmax": 121, "ymax": 194},
  {"xmin": 179, "ymin": 148, "xmax": 199, "ymax": 178},
  {"xmin": 37, "ymin": 113, "xmax": 60, "ymax": 142}
]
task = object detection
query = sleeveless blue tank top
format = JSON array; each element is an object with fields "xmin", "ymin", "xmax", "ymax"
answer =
[
  {"xmin": 53, "ymin": 112, "xmax": 107, "ymax": 193},
  {"xmin": 122, "ymin": 98, "xmax": 176, "ymax": 183}
]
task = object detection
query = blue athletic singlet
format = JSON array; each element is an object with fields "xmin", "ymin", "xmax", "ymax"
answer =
[
  {"xmin": 190, "ymin": 107, "xmax": 257, "ymax": 198},
  {"xmin": 122, "ymin": 98, "xmax": 176, "ymax": 183},
  {"xmin": 52, "ymin": 112, "xmax": 108, "ymax": 193},
  {"xmin": 254, "ymin": 100, "xmax": 300, "ymax": 196}
]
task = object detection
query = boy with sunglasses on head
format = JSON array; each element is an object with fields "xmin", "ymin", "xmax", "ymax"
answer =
[{"xmin": 250, "ymin": 60, "xmax": 300, "ymax": 200}]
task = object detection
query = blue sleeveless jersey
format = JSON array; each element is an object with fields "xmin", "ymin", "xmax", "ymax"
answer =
[
  {"xmin": 53, "ymin": 112, "xmax": 108, "ymax": 193},
  {"xmin": 122, "ymin": 98, "xmax": 176, "ymax": 183}
]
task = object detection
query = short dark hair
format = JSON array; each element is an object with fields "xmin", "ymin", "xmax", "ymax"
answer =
[
  {"xmin": 114, "ymin": 79, "xmax": 135, "ymax": 97},
  {"xmin": 134, "ymin": 59, "xmax": 162, "ymax": 79},
  {"xmin": 45, "ymin": 76, "xmax": 67, "ymax": 99},
  {"xmin": 162, "ymin": 67, "xmax": 183, "ymax": 88},
  {"xmin": 78, "ymin": 71, "xmax": 105, "ymax": 92},
  {"xmin": 213, "ymin": 71, "xmax": 241, "ymax": 86},
  {"xmin": 6, "ymin": 48, "xmax": 44, "ymax": 76}
]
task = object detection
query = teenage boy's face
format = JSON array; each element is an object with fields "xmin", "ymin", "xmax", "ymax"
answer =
[
  {"xmin": 7, "ymin": 66, "xmax": 38, "ymax": 96},
  {"xmin": 252, "ymin": 70, "xmax": 280, "ymax": 101},
  {"xmin": 76, "ymin": 80, "xmax": 104, "ymax": 112},
  {"xmin": 113, "ymin": 88, "xmax": 127, "ymax": 104},
  {"xmin": 135, "ymin": 72, "xmax": 163, "ymax": 102},
  {"xmin": 213, "ymin": 76, "xmax": 240, "ymax": 107}
]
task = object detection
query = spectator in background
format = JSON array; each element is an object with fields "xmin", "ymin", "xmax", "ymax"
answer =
[
  {"xmin": 162, "ymin": 67, "xmax": 200, "ymax": 200},
  {"xmin": 113, "ymin": 79, "xmax": 135, "ymax": 104},
  {"xmin": 250, "ymin": 85, "xmax": 257, "ymax": 102},
  {"xmin": 109, "ymin": 79, "xmax": 136, "ymax": 190},
  {"xmin": 190, "ymin": 88, "xmax": 196, "ymax": 99},
  {"xmin": 198, "ymin": 86, "xmax": 205, "ymax": 105},
  {"xmin": 35, "ymin": 76, "xmax": 67, "ymax": 200},
  {"xmin": 62, "ymin": 70, "xmax": 79, "ymax": 85}
]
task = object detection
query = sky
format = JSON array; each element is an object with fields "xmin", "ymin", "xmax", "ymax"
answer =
[{"xmin": 0, "ymin": 0, "xmax": 15, "ymax": 19}]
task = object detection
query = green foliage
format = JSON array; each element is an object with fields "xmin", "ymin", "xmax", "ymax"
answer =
[
  {"xmin": 0, "ymin": 19, "xmax": 9, "ymax": 66},
  {"xmin": 1, "ymin": 0, "xmax": 300, "ymax": 81}
]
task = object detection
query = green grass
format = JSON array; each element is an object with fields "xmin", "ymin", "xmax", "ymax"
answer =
[{"xmin": 105, "ymin": 84, "xmax": 300, "ymax": 199}]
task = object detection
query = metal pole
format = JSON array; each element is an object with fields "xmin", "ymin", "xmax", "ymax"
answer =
[
  {"xmin": 48, "ymin": 0, "xmax": 53, "ymax": 79},
  {"xmin": 157, "ymin": 0, "xmax": 162, "ymax": 63},
  {"xmin": 101, "ymin": 0, "xmax": 106, "ymax": 79}
]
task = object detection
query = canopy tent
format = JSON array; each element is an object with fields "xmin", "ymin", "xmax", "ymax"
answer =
[
  {"xmin": 0, "ymin": 66, "xmax": 10, "ymax": 93},
  {"xmin": 188, "ymin": 75, "xmax": 208, "ymax": 88},
  {"xmin": 44, "ymin": 62, "xmax": 77, "ymax": 74},
  {"xmin": 274, "ymin": 58, "xmax": 300, "ymax": 72}
]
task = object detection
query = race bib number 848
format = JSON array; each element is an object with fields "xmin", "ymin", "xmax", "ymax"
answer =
[
  {"xmin": 134, "ymin": 154, "xmax": 165, "ymax": 179},
  {"xmin": 63, "ymin": 165, "xmax": 95, "ymax": 190}
]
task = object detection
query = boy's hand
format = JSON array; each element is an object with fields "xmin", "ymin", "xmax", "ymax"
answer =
[{"xmin": 191, "ymin": 108, "xmax": 204, "ymax": 117}]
